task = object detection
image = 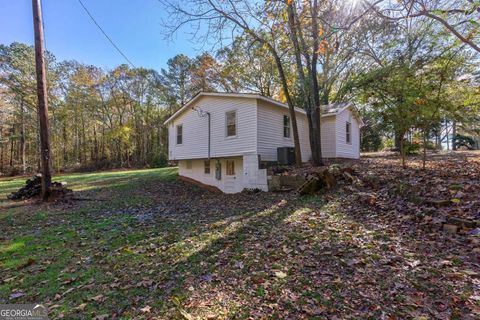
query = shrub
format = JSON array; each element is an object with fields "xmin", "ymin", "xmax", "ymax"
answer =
[
  {"xmin": 404, "ymin": 141, "xmax": 420, "ymax": 155},
  {"xmin": 454, "ymin": 134, "xmax": 475, "ymax": 150},
  {"xmin": 147, "ymin": 153, "xmax": 168, "ymax": 168},
  {"xmin": 382, "ymin": 138, "xmax": 394, "ymax": 151}
]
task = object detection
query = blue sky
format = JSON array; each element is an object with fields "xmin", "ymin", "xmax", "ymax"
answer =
[{"xmin": 0, "ymin": 0, "xmax": 204, "ymax": 71}]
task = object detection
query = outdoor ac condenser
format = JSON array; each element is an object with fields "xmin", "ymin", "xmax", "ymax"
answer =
[{"xmin": 277, "ymin": 147, "xmax": 296, "ymax": 165}]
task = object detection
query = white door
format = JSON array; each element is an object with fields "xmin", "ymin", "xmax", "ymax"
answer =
[{"xmin": 224, "ymin": 159, "xmax": 237, "ymax": 193}]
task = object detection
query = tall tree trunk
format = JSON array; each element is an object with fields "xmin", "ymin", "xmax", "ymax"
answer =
[
  {"xmin": 19, "ymin": 101, "xmax": 27, "ymax": 174},
  {"xmin": 452, "ymin": 120, "xmax": 457, "ymax": 151},
  {"xmin": 93, "ymin": 123, "xmax": 99, "ymax": 164},
  {"xmin": 62, "ymin": 123, "xmax": 68, "ymax": 167},
  {"xmin": 286, "ymin": 0, "xmax": 322, "ymax": 166},
  {"xmin": 33, "ymin": 0, "xmax": 52, "ymax": 200},
  {"xmin": 422, "ymin": 130, "xmax": 427, "ymax": 170},
  {"xmin": 9, "ymin": 137, "xmax": 14, "ymax": 167},
  {"xmin": 400, "ymin": 137, "xmax": 406, "ymax": 168},
  {"xmin": 308, "ymin": 0, "xmax": 323, "ymax": 165},
  {"xmin": 271, "ymin": 51, "xmax": 302, "ymax": 166}
]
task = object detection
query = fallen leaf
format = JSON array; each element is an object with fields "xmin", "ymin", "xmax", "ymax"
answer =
[
  {"xmin": 77, "ymin": 303, "xmax": 87, "ymax": 311},
  {"xmin": 140, "ymin": 305, "xmax": 152, "ymax": 313},
  {"xmin": 90, "ymin": 294, "xmax": 105, "ymax": 303}
]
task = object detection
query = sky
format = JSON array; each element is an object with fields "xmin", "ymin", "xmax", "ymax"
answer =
[{"xmin": 0, "ymin": 0, "xmax": 204, "ymax": 71}]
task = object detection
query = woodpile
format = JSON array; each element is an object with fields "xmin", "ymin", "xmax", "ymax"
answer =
[
  {"xmin": 297, "ymin": 168, "xmax": 336, "ymax": 195},
  {"xmin": 7, "ymin": 174, "xmax": 72, "ymax": 200},
  {"xmin": 296, "ymin": 165, "xmax": 359, "ymax": 195}
]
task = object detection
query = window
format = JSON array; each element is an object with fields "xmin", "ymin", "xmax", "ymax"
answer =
[
  {"xmin": 186, "ymin": 160, "xmax": 192, "ymax": 169},
  {"xmin": 283, "ymin": 115, "xmax": 291, "ymax": 138},
  {"xmin": 226, "ymin": 111, "xmax": 236, "ymax": 137},
  {"xmin": 204, "ymin": 160, "xmax": 210, "ymax": 174},
  {"xmin": 176, "ymin": 124, "xmax": 183, "ymax": 144},
  {"xmin": 346, "ymin": 122, "xmax": 351, "ymax": 144},
  {"xmin": 226, "ymin": 160, "xmax": 235, "ymax": 175}
]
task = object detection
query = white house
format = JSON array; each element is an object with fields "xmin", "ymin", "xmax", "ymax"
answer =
[{"xmin": 164, "ymin": 92, "xmax": 363, "ymax": 193}]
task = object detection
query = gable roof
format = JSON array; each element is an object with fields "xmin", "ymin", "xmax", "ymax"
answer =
[
  {"xmin": 321, "ymin": 102, "xmax": 364, "ymax": 126},
  {"xmin": 164, "ymin": 92, "xmax": 363, "ymax": 125}
]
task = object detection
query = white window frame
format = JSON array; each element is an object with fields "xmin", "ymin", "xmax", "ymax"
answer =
[
  {"xmin": 346, "ymin": 121, "xmax": 351, "ymax": 144},
  {"xmin": 225, "ymin": 110, "xmax": 237, "ymax": 138},
  {"xmin": 283, "ymin": 115, "xmax": 291, "ymax": 138},
  {"xmin": 176, "ymin": 124, "xmax": 183, "ymax": 145}
]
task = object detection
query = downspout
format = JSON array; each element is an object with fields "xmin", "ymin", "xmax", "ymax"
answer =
[{"xmin": 207, "ymin": 112, "xmax": 211, "ymax": 159}]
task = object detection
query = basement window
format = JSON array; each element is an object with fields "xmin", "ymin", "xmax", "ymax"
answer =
[
  {"xmin": 176, "ymin": 124, "xmax": 183, "ymax": 145},
  {"xmin": 283, "ymin": 115, "xmax": 291, "ymax": 138},
  {"xmin": 204, "ymin": 160, "xmax": 210, "ymax": 174},
  {"xmin": 346, "ymin": 122, "xmax": 351, "ymax": 144},
  {"xmin": 186, "ymin": 160, "xmax": 192, "ymax": 169},
  {"xmin": 226, "ymin": 160, "xmax": 235, "ymax": 175},
  {"xmin": 226, "ymin": 111, "xmax": 237, "ymax": 137}
]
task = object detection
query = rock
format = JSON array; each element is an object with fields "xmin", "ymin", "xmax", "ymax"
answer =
[
  {"xmin": 267, "ymin": 175, "xmax": 281, "ymax": 191},
  {"xmin": 280, "ymin": 175, "xmax": 306, "ymax": 189},
  {"xmin": 443, "ymin": 224, "xmax": 458, "ymax": 234}
]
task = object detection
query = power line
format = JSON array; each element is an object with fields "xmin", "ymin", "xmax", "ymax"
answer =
[{"xmin": 77, "ymin": 0, "xmax": 136, "ymax": 68}]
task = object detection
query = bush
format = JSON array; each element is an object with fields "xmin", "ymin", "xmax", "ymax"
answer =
[
  {"xmin": 454, "ymin": 134, "xmax": 475, "ymax": 150},
  {"xmin": 404, "ymin": 141, "xmax": 420, "ymax": 155},
  {"xmin": 382, "ymin": 138, "xmax": 395, "ymax": 151},
  {"xmin": 360, "ymin": 126, "xmax": 383, "ymax": 152},
  {"xmin": 147, "ymin": 153, "xmax": 168, "ymax": 168}
]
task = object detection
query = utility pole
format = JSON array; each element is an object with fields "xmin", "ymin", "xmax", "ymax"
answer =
[{"xmin": 32, "ymin": 0, "xmax": 52, "ymax": 201}]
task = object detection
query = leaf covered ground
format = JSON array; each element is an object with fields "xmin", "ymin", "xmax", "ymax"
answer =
[{"xmin": 0, "ymin": 152, "xmax": 479, "ymax": 319}]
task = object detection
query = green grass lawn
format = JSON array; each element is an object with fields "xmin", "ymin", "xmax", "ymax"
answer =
[
  {"xmin": 0, "ymin": 168, "xmax": 180, "ymax": 317},
  {"xmin": 0, "ymin": 160, "xmax": 478, "ymax": 319}
]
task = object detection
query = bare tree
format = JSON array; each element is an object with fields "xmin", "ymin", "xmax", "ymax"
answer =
[
  {"xmin": 371, "ymin": 0, "xmax": 480, "ymax": 53},
  {"xmin": 160, "ymin": 0, "xmax": 303, "ymax": 165}
]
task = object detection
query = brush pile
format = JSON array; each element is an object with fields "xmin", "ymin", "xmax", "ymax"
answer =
[{"xmin": 7, "ymin": 174, "xmax": 72, "ymax": 200}]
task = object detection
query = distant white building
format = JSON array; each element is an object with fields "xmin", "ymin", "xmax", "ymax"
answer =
[{"xmin": 165, "ymin": 92, "xmax": 363, "ymax": 193}]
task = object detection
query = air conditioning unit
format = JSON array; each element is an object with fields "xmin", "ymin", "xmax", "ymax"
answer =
[{"xmin": 277, "ymin": 147, "xmax": 296, "ymax": 165}]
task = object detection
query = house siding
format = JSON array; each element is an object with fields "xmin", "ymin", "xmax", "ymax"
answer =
[
  {"xmin": 255, "ymin": 99, "xmax": 341, "ymax": 161},
  {"xmin": 334, "ymin": 108, "xmax": 360, "ymax": 159},
  {"xmin": 256, "ymin": 100, "xmax": 312, "ymax": 162},
  {"xmin": 321, "ymin": 116, "xmax": 337, "ymax": 158},
  {"xmin": 168, "ymin": 96, "xmax": 257, "ymax": 160}
]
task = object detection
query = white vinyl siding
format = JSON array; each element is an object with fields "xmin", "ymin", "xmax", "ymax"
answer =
[
  {"xmin": 320, "ymin": 116, "xmax": 337, "ymax": 158},
  {"xmin": 168, "ymin": 96, "xmax": 257, "ymax": 160},
  {"xmin": 335, "ymin": 108, "xmax": 360, "ymax": 159},
  {"xmin": 169, "ymin": 94, "xmax": 361, "ymax": 173},
  {"xmin": 256, "ymin": 100, "xmax": 311, "ymax": 162}
]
